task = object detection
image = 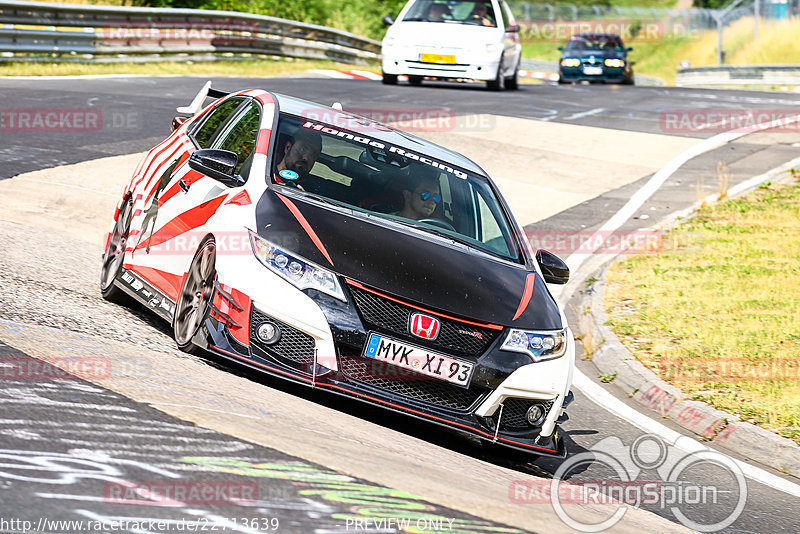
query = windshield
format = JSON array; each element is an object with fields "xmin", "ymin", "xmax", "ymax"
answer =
[
  {"xmin": 402, "ymin": 0, "xmax": 498, "ymax": 27},
  {"xmin": 565, "ymin": 36, "xmax": 624, "ymax": 51},
  {"xmin": 270, "ymin": 113, "xmax": 521, "ymax": 262}
]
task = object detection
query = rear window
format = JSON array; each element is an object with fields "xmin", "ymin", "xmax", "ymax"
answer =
[{"xmin": 270, "ymin": 113, "xmax": 522, "ymax": 262}]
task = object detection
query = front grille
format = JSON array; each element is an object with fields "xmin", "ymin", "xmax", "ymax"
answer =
[
  {"xmin": 499, "ymin": 398, "xmax": 555, "ymax": 431},
  {"xmin": 250, "ymin": 308, "xmax": 315, "ymax": 366},
  {"xmin": 348, "ymin": 285, "xmax": 499, "ymax": 357},
  {"xmin": 339, "ymin": 351, "xmax": 487, "ymax": 412}
]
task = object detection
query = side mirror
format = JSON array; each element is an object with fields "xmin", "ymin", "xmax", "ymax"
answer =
[
  {"xmin": 188, "ymin": 149, "xmax": 244, "ymax": 188},
  {"xmin": 171, "ymin": 116, "xmax": 188, "ymax": 133},
  {"xmin": 383, "ymin": 15, "xmax": 395, "ymax": 26},
  {"xmin": 627, "ymin": 46, "xmax": 633, "ymax": 52},
  {"xmin": 505, "ymin": 24, "xmax": 519, "ymax": 33},
  {"xmin": 557, "ymin": 46, "xmax": 564, "ymax": 51},
  {"xmin": 536, "ymin": 249, "xmax": 569, "ymax": 285}
]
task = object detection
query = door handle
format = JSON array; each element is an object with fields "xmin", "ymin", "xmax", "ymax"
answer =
[{"xmin": 179, "ymin": 179, "xmax": 190, "ymax": 193}]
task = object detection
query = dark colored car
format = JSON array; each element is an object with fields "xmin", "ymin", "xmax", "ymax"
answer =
[
  {"xmin": 101, "ymin": 84, "xmax": 575, "ymax": 458},
  {"xmin": 558, "ymin": 33, "xmax": 634, "ymax": 85}
]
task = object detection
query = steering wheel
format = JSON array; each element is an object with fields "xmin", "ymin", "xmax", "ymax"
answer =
[{"xmin": 418, "ymin": 218, "xmax": 456, "ymax": 232}]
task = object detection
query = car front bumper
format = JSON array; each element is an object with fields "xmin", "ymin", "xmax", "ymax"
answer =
[
  {"xmin": 559, "ymin": 66, "xmax": 629, "ymax": 83},
  {"xmin": 382, "ymin": 52, "xmax": 501, "ymax": 81},
  {"xmin": 201, "ymin": 258, "xmax": 573, "ymax": 457}
]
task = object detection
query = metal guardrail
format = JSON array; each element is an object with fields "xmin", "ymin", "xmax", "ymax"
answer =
[
  {"xmin": 0, "ymin": 0, "xmax": 380, "ymax": 63},
  {"xmin": 509, "ymin": 2, "xmax": 725, "ymax": 31},
  {"xmin": 676, "ymin": 65, "xmax": 800, "ymax": 86}
]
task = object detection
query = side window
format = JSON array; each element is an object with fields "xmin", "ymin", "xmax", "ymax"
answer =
[
  {"xmin": 191, "ymin": 97, "xmax": 244, "ymax": 149},
  {"xmin": 214, "ymin": 103, "xmax": 261, "ymax": 176}
]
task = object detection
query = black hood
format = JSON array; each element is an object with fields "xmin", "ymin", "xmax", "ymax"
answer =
[{"xmin": 255, "ymin": 189, "xmax": 562, "ymax": 330}]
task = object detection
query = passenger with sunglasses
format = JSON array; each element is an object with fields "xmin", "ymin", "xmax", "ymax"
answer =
[{"xmin": 397, "ymin": 176, "xmax": 442, "ymax": 221}]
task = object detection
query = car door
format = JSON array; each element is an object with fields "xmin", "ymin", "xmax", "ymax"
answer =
[{"xmin": 125, "ymin": 97, "xmax": 260, "ymax": 301}]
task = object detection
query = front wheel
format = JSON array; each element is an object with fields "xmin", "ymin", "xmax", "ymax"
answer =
[
  {"xmin": 486, "ymin": 63, "xmax": 505, "ymax": 91},
  {"xmin": 100, "ymin": 197, "xmax": 132, "ymax": 303},
  {"xmin": 382, "ymin": 71, "xmax": 398, "ymax": 85},
  {"xmin": 505, "ymin": 62, "xmax": 520, "ymax": 90},
  {"xmin": 173, "ymin": 237, "xmax": 216, "ymax": 354}
]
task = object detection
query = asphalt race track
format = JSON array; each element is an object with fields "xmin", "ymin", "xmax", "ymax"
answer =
[{"xmin": 1, "ymin": 75, "xmax": 799, "ymax": 533}]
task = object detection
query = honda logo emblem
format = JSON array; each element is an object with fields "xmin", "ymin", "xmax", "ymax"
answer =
[{"xmin": 409, "ymin": 313, "xmax": 440, "ymax": 340}]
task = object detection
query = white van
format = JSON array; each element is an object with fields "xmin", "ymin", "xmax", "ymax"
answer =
[{"xmin": 380, "ymin": 0, "xmax": 522, "ymax": 90}]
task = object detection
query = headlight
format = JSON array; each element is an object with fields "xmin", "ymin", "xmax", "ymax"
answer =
[
  {"xmin": 248, "ymin": 231, "xmax": 345, "ymax": 302},
  {"xmin": 604, "ymin": 58, "xmax": 625, "ymax": 68},
  {"xmin": 486, "ymin": 43, "xmax": 501, "ymax": 54},
  {"xmin": 560, "ymin": 58, "xmax": 581, "ymax": 68},
  {"xmin": 383, "ymin": 37, "xmax": 396, "ymax": 47},
  {"xmin": 500, "ymin": 329, "xmax": 567, "ymax": 362}
]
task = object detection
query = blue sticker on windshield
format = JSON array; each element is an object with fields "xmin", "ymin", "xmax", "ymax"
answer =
[{"xmin": 279, "ymin": 170, "xmax": 299, "ymax": 180}]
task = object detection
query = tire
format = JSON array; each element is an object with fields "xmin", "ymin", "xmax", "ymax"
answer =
[
  {"xmin": 408, "ymin": 75, "xmax": 423, "ymax": 86},
  {"xmin": 382, "ymin": 71, "xmax": 398, "ymax": 85},
  {"xmin": 100, "ymin": 197, "xmax": 132, "ymax": 303},
  {"xmin": 505, "ymin": 62, "xmax": 519, "ymax": 90},
  {"xmin": 486, "ymin": 62, "xmax": 505, "ymax": 91},
  {"xmin": 173, "ymin": 237, "xmax": 216, "ymax": 354}
]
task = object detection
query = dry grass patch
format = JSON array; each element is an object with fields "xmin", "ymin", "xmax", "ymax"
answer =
[{"xmin": 606, "ymin": 175, "xmax": 800, "ymax": 444}]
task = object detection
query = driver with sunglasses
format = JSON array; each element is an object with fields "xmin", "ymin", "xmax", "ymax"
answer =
[{"xmin": 396, "ymin": 175, "xmax": 442, "ymax": 220}]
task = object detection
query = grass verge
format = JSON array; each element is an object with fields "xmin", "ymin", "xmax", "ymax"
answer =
[
  {"xmin": 0, "ymin": 57, "xmax": 377, "ymax": 78},
  {"xmin": 605, "ymin": 173, "xmax": 800, "ymax": 444}
]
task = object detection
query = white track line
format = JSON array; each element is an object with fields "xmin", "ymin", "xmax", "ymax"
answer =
[
  {"xmin": 568, "ymin": 113, "xmax": 800, "ymax": 497},
  {"xmin": 564, "ymin": 108, "xmax": 605, "ymax": 121},
  {"xmin": 564, "ymin": 112, "xmax": 800, "ymax": 275}
]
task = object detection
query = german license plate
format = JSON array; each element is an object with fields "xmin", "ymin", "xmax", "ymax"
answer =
[
  {"xmin": 363, "ymin": 333, "xmax": 474, "ymax": 387},
  {"xmin": 420, "ymin": 53, "xmax": 456, "ymax": 64},
  {"xmin": 583, "ymin": 66, "xmax": 603, "ymax": 75}
]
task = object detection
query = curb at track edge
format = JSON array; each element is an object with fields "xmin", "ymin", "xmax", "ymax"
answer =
[{"xmin": 569, "ymin": 154, "xmax": 800, "ymax": 480}]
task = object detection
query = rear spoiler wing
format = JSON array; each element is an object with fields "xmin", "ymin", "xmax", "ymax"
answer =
[{"xmin": 176, "ymin": 82, "xmax": 231, "ymax": 116}]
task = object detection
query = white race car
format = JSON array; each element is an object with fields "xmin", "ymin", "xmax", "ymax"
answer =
[
  {"xmin": 381, "ymin": 0, "xmax": 522, "ymax": 90},
  {"xmin": 101, "ymin": 84, "xmax": 574, "ymax": 457}
]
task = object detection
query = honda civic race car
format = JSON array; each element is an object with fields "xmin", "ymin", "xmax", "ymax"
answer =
[{"xmin": 101, "ymin": 83, "xmax": 575, "ymax": 457}]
